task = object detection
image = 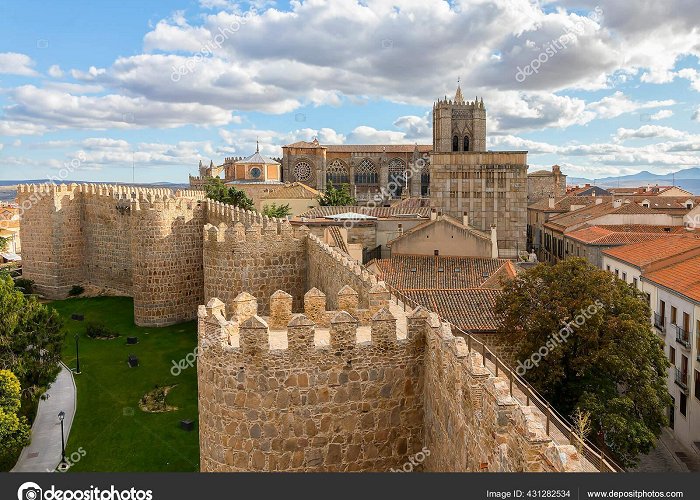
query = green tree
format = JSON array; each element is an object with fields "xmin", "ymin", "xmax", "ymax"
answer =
[
  {"xmin": 0, "ymin": 273, "xmax": 64, "ymax": 395},
  {"xmin": 0, "ymin": 236, "xmax": 8, "ymax": 251},
  {"xmin": 495, "ymin": 258, "xmax": 670, "ymax": 467},
  {"xmin": 204, "ymin": 178, "xmax": 255, "ymax": 211},
  {"xmin": 0, "ymin": 370, "xmax": 31, "ymax": 457},
  {"xmin": 262, "ymin": 203, "xmax": 292, "ymax": 218},
  {"xmin": 318, "ymin": 181, "xmax": 356, "ymax": 206}
]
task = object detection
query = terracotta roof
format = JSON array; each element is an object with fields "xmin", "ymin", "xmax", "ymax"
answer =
[
  {"xmin": 644, "ymin": 256, "xmax": 700, "ymax": 303},
  {"xmin": 405, "ymin": 289, "xmax": 502, "ymax": 332},
  {"xmin": 545, "ymin": 201, "xmax": 664, "ymax": 232},
  {"xmin": 370, "ymin": 255, "xmax": 511, "ymax": 290},
  {"xmin": 263, "ymin": 182, "xmax": 321, "ymax": 200},
  {"xmin": 602, "ymin": 237, "xmax": 700, "ymax": 267},
  {"xmin": 283, "ymin": 140, "xmax": 323, "ymax": 148},
  {"xmin": 566, "ymin": 225, "xmax": 696, "ymax": 245},
  {"xmin": 528, "ymin": 195, "xmax": 608, "ymax": 212}
]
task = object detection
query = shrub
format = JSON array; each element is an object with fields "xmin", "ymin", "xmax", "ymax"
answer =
[
  {"xmin": 68, "ymin": 285, "xmax": 85, "ymax": 296},
  {"xmin": 85, "ymin": 322, "xmax": 119, "ymax": 339},
  {"xmin": 13, "ymin": 278, "xmax": 34, "ymax": 295}
]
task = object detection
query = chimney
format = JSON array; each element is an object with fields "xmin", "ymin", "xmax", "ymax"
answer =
[
  {"xmin": 490, "ymin": 224, "xmax": 498, "ymax": 259},
  {"xmin": 595, "ymin": 198, "xmax": 603, "ymax": 205},
  {"xmin": 613, "ymin": 199, "xmax": 622, "ymax": 208},
  {"xmin": 397, "ymin": 223, "xmax": 403, "ymax": 235},
  {"xmin": 431, "ymin": 208, "xmax": 437, "ymax": 221},
  {"xmin": 462, "ymin": 211, "xmax": 469, "ymax": 226},
  {"xmin": 548, "ymin": 197, "xmax": 555, "ymax": 209}
]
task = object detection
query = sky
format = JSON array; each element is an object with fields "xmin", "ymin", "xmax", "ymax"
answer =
[{"xmin": 0, "ymin": 0, "xmax": 699, "ymax": 183}]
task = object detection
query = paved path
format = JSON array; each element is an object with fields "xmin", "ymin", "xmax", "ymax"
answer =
[
  {"xmin": 633, "ymin": 428, "xmax": 700, "ymax": 472},
  {"xmin": 11, "ymin": 363, "xmax": 77, "ymax": 472}
]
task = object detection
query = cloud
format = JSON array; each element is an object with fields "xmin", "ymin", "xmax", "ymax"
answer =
[
  {"xmin": 650, "ymin": 109, "xmax": 674, "ymax": 120},
  {"xmin": 613, "ymin": 125, "xmax": 689, "ymax": 142},
  {"xmin": 586, "ymin": 91, "xmax": 675, "ymax": 119},
  {"xmin": 0, "ymin": 52, "xmax": 38, "ymax": 76},
  {"xmin": 48, "ymin": 65, "xmax": 64, "ymax": 78}
]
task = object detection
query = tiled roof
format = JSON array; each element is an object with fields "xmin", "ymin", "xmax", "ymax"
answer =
[
  {"xmin": 264, "ymin": 182, "xmax": 321, "ymax": 200},
  {"xmin": 566, "ymin": 225, "xmax": 696, "ymax": 245},
  {"xmin": 528, "ymin": 195, "xmax": 608, "ymax": 211},
  {"xmin": 299, "ymin": 204, "xmax": 431, "ymax": 219},
  {"xmin": 544, "ymin": 201, "xmax": 618, "ymax": 231},
  {"xmin": 602, "ymin": 237, "xmax": 700, "ymax": 267},
  {"xmin": 326, "ymin": 144, "xmax": 432, "ymax": 153},
  {"xmin": 405, "ymin": 289, "xmax": 502, "ymax": 332},
  {"xmin": 387, "ymin": 214, "xmax": 490, "ymax": 246},
  {"xmin": 644, "ymin": 256, "xmax": 700, "ymax": 303},
  {"xmin": 370, "ymin": 255, "xmax": 511, "ymax": 290},
  {"xmin": 283, "ymin": 140, "xmax": 323, "ymax": 148}
]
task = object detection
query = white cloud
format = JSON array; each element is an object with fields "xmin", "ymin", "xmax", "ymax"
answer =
[
  {"xmin": 650, "ymin": 109, "xmax": 674, "ymax": 120},
  {"xmin": 47, "ymin": 64, "xmax": 64, "ymax": 78},
  {"xmin": 613, "ymin": 125, "xmax": 689, "ymax": 142},
  {"xmin": 0, "ymin": 52, "xmax": 38, "ymax": 76},
  {"xmin": 586, "ymin": 91, "xmax": 675, "ymax": 119}
]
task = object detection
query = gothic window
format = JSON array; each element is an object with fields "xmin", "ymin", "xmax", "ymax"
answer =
[
  {"xmin": 326, "ymin": 159, "xmax": 349, "ymax": 185},
  {"xmin": 388, "ymin": 158, "xmax": 407, "ymax": 198},
  {"xmin": 293, "ymin": 161, "xmax": 312, "ymax": 182},
  {"xmin": 452, "ymin": 135, "xmax": 459, "ymax": 152},
  {"xmin": 355, "ymin": 159, "xmax": 378, "ymax": 184},
  {"xmin": 464, "ymin": 136, "xmax": 470, "ymax": 151},
  {"xmin": 421, "ymin": 165, "xmax": 430, "ymax": 197}
]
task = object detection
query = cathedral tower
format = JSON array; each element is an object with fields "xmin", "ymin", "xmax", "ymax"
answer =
[{"xmin": 432, "ymin": 82, "xmax": 486, "ymax": 153}]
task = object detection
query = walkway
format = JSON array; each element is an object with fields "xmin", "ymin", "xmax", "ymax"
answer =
[
  {"xmin": 633, "ymin": 428, "xmax": 700, "ymax": 472},
  {"xmin": 11, "ymin": 363, "xmax": 77, "ymax": 472}
]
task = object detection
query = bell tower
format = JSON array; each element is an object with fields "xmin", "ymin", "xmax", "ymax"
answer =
[{"xmin": 433, "ymin": 81, "xmax": 486, "ymax": 153}]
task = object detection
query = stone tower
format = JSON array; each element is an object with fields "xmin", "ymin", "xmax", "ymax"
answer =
[
  {"xmin": 430, "ymin": 84, "xmax": 528, "ymax": 258},
  {"xmin": 432, "ymin": 82, "xmax": 486, "ymax": 153}
]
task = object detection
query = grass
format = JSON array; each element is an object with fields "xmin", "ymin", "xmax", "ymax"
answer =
[{"xmin": 52, "ymin": 296, "xmax": 200, "ymax": 472}]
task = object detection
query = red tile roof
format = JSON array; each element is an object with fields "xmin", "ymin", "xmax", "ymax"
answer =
[
  {"xmin": 566, "ymin": 225, "xmax": 696, "ymax": 245},
  {"xmin": 405, "ymin": 289, "xmax": 502, "ymax": 332},
  {"xmin": 602, "ymin": 237, "xmax": 700, "ymax": 267},
  {"xmin": 644, "ymin": 256, "xmax": 700, "ymax": 303}
]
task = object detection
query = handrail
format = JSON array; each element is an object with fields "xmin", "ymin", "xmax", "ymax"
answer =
[{"xmin": 382, "ymin": 280, "xmax": 623, "ymax": 472}]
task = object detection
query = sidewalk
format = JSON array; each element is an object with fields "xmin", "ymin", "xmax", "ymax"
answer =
[
  {"xmin": 11, "ymin": 363, "xmax": 77, "ymax": 472},
  {"xmin": 633, "ymin": 427, "xmax": 700, "ymax": 472}
]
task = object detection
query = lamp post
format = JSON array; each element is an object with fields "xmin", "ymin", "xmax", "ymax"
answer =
[
  {"xmin": 58, "ymin": 410, "xmax": 66, "ymax": 467},
  {"xmin": 74, "ymin": 334, "xmax": 81, "ymax": 374}
]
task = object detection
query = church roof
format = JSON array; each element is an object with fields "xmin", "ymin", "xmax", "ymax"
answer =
[{"xmin": 236, "ymin": 141, "xmax": 280, "ymax": 165}]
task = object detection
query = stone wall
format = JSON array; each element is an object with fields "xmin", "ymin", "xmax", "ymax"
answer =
[
  {"xmin": 203, "ymin": 201, "xmax": 308, "ymax": 314},
  {"xmin": 197, "ymin": 290, "xmax": 425, "ymax": 472},
  {"xmin": 17, "ymin": 183, "xmax": 205, "ymax": 327}
]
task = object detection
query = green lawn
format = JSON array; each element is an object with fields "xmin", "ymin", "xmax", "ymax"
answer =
[{"xmin": 53, "ymin": 296, "xmax": 200, "ymax": 472}]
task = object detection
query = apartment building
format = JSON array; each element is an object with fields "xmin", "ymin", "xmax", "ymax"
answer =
[{"xmin": 602, "ymin": 239, "xmax": 700, "ymax": 451}]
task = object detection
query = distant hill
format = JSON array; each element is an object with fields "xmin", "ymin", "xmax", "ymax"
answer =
[{"xmin": 568, "ymin": 167, "xmax": 700, "ymax": 194}]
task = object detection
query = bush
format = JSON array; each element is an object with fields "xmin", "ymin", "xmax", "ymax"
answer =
[
  {"xmin": 68, "ymin": 285, "xmax": 85, "ymax": 296},
  {"xmin": 13, "ymin": 278, "xmax": 34, "ymax": 295},
  {"xmin": 85, "ymin": 322, "xmax": 119, "ymax": 340}
]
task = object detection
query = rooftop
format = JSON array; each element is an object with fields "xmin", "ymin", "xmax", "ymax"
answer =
[
  {"xmin": 603, "ymin": 236, "xmax": 700, "ymax": 267},
  {"xmin": 566, "ymin": 225, "xmax": 695, "ymax": 245},
  {"xmin": 644, "ymin": 255, "xmax": 700, "ymax": 303}
]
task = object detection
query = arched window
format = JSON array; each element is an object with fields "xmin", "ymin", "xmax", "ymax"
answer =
[
  {"xmin": 355, "ymin": 158, "xmax": 377, "ymax": 184},
  {"xmin": 421, "ymin": 164, "xmax": 430, "ymax": 196},
  {"xmin": 293, "ymin": 161, "xmax": 312, "ymax": 182},
  {"xmin": 326, "ymin": 159, "xmax": 349, "ymax": 185},
  {"xmin": 452, "ymin": 135, "xmax": 459, "ymax": 152},
  {"xmin": 388, "ymin": 158, "xmax": 407, "ymax": 198},
  {"xmin": 463, "ymin": 136, "xmax": 470, "ymax": 152}
]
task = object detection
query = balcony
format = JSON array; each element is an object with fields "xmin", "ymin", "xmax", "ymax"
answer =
[
  {"xmin": 653, "ymin": 313, "xmax": 665, "ymax": 332},
  {"xmin": 675, "ymin": 325, "xmax": 691, "ymax": 349},
  {"xmin": 674, "ymin": 368, "xmax": 689, "ymax": 393}
]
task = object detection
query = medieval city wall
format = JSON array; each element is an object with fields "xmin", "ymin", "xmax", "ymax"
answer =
[
  {"xmin": 202, "ymin": 201, "xmax": 308, "ymax": 315},
  {"xmin": 17, "ymin": 184, "xmax": 205, "ymax": 327}
]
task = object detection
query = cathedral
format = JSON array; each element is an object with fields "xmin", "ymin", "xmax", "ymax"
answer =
[{"xmin": 191, "ymin": 83, "xmax": 528, "ymax": 257}]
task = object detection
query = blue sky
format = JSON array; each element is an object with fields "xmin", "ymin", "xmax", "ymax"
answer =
[{"xmin": 0, "ymin": 0, "xmax": 699, "ymax": 183}]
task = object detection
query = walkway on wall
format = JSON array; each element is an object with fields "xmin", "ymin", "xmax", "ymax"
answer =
[{"xmin": 12, "ymin": 363, "xmax": 77, "ymax": 472}]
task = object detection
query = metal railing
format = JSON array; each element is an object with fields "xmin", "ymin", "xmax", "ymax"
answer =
[
  {"xmin": 653, "ymin": 313, "xmax": 665, "ymax": 332},
  {"xmin": 674, "ymin": 368, "xmax": 688, "ymax": 391},
  {"xmin": 382, "ymin": 281, "xmax": 624, "ymax": 473},
  {"xmin": 675, "ymin": 325, "xmax": 690, "ymax": 348}
]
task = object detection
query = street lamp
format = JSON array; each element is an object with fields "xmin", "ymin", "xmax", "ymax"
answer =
[
  {"xmin": 74, "ymin": 334, "xmax": 81, "ymax": 374},
  {"xmin": 58, "ymin": 410, "xmax": 66, "ymax": 467}
]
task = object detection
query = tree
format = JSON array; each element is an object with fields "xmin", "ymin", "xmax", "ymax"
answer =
[
  {"xmin": 495, "ymin": 258, "xmax": 670, "ymax": 467},
  {"xmin": 204, "ymin": 178, "xmax": 255, "ymax": 211},
  {"xmin": 0, "ymin": 273, "xmax": 64, "ymax": 396},
  {"xmin": 262, "ymin": 203, "xmax": 292, "ymax": 218},
  {"xmin": 319, "ymin": 181, "xmax": 356, "ymax": 206},
  {"xmin": 0, "ymin": 236, "xmax": 8, "ymax": 252},
  {"xmin": 0, "ymin": 370, "xmax": 31, "ymax": 457}
]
